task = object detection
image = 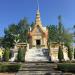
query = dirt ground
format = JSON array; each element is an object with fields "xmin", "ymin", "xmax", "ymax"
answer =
[{"xmin": 0, "ymin": 73, "xmax": 16, "ymax": 75}]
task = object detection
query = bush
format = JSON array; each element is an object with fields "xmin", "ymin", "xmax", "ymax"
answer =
[
  {"xmin": 68, "ymin": 46, "xmax": 72, "ymax": 60},
  {"xmin": 0, "ymin": 63, "xmax": 21, "ymax": 72},
  {"xmin": 3, "ymin": 48, "xmax": 10, "ymax": 62},
  {"xmin": 58, "ymin": 63, "xmax": 75, "ymax": 73},
  {"xmin": 58, "ymin": 46, "xmax": 64, "ymax": 62},
  {"xmin": 74, "ymin": 48, "xmax": 75, "ymax": 59},
  {"xmin": 17, "ymin": 48, "xmax": 25, "ymax": 62}
]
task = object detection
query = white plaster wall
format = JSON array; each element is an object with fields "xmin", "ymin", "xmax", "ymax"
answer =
[{"xmin": 50, "ymin": 47, "xmax": 69, "ymax": 62}]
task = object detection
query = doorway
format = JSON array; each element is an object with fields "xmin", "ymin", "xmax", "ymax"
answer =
[{"xmin": 36, "ymin": 40, "xmax": 41, "ymax": 46}]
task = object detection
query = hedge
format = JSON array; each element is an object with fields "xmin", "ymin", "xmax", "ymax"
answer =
[
  {"xmin": 0, "ymin": 63, "xmax": 21, "ymax": 72},
  {"xmin": 57, "ymin": 63, "xmax": 75, "ymax": 73}
]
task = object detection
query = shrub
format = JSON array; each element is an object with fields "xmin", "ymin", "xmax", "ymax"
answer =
[
  {"xmin": 3, "ymin": 48, "xmax": 10, "ymax": 62},
  {"xmin": 74, "ymin": 48, "xmax": 75, "ymax": 59},
  {"xmin": 17, "ymin": 48, "xmax": 25, "ymax": 62},
  {"xmin": 0, "ymin": 63, "xmax": 21, "ymax": 72},
  {"xmin": 58, "ymin": 46, "xmax": 64, "ymax": 62},
  {"xmin": 0, "ymin": 64, "xmax": 21, "ymax": 72},
  {"xmin": 58, "ymin": 63, "xmax": 75, "ymax": 73},
  {"xmin": 68, "ymin": 46, "xmax": 72, "ymax": 60}
]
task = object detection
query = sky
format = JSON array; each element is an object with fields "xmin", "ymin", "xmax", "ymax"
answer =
[{"xmin": 0, "ymin": 0, "xmax": 75, "ymax": 37}]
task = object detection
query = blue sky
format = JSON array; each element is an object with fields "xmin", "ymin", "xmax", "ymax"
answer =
[{"xmin": 0, "ymin": 0, "xmax": 75, "ymax": 37}]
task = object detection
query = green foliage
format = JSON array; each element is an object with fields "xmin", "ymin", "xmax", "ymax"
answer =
[
  {"xmin": 5, "ymin": 24, "xmax": 19, "ymax": 34},
  {"xmin": 48, "ymin": 25, "xmax": 58, "ymax": 42},
  {"xmin": 47, "ymin": 16, "xmax": 72, "ymax": 61},
  {"xmin": 2, "ymin": 24, "xmax": 19, "ymax": 48},
  {"xmin": 57, "ymin": 16, "xmax": 73, "ymax": 45},
  {"xmin": 0, "ymin": 63, "xmax": 21, "ymax": 72},
  {"xmin": 3, "ymin": 48, "xmax": 10, "ymax": 62},
  {"xmin": 47, "ymin": 25, "xmax": 58, "ymax": 55},
  {"xmin": 18, "ymin": 18, "xmax": 29, "ymax": 43},
  {"xmin": 63, "ymin": 30, "xmax": 73, "ymax": 46},
  {"xmin": 17, "ymin": 48, "xmax": 25, "ymax": 62},
  {"xmin": 2, "ymin": 34, "xmax": 14, "ymax": 48},
  {"xmin": 58, "ymin": 63, "xmax": 75, "ymax": 73},
  {"xmin": 67, "ymin": 46, "xmax": 72, "ymax": 60},
  {"xmin": 57, "ymin": 16, "xmax": 65, "ymax": 43},
  {"xmin": 58, "ymin": 46, "xmax": 64, "ymax": 62},
  {"xmin": 0, "ymin": 37, "xmax": 3, "ymax": 47},
  {"xmin": 47, "ymin": 16, "xmax": 72, "ymax": 50},
  {"xmin": 2, "ymin": 18, "xmax": 29, "ymax": 48},
  {"xmin": 74, "ymin": 48, "xmax": 75, "ymax": 59},
  {"xmin": 31, "ymin": 22, "xmax": 35, "ymax": 30}
]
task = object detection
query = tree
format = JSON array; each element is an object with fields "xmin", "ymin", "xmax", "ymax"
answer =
[
  {"xmin": 0, "ymin": 37, "xmax": 3, "ymax": 47},
  {"xmin": 47, "ymin": 25, "xmax": 58, "ymax": 56},
  {"xmin": 48, "ymin": 25, "xmax": 58, "ymax": 42},
  {"xmin": 17, "ymin": 48, "xmax": 25, "ymax": 62},
  {"xmin": 57, "ymin": 16, "xmax": 64, "ymax": 43},
  {"xmin": 31, "ymin": 22, "xmax": 35, "ymax": 30},
  {"xmin": 57, "ymin": 16, "xmax": 73, "ymax": 62},
  {"xmin": 2, "ymin": 33, "xmax": 14, "ymax": 48},
  {"xmin": 3, "ymin": 48, "xmax": 10, "ymax": 62},
  {"xmin": 57, "ymin": 16, "xmax": 72, "ymax": 45},
  {"xmin": 6, "ymin": 24, "xmax": 19, "ymax": 34},
  {"xmin": 58, "ymin": 46, "xmax": 64, "ymax": 62},
  {"xmin": 68, "ymin": 46, "xmax": 72, "ymax": 60},
  {"xmin": 74, "ymin": 48, "xmax": 75, "ymax": 59},
  {"xmin": 2, "ymin": 18, "xmax": 30, "ymax": 48},
  {"xmin": 18, "ymin": 18, "xmax": 29, "ymax": 43},
  {"xmin": 2, "ymin": 24, "xmax": 19, "ymax": 48}
]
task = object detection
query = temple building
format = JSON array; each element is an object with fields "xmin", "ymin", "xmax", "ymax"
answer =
[
  {"xmin": 29, "ymin": 7, "xmax": 48, "ymax": 49},
  {"xmin": 25, "ymin": 6, "xmax": 69, "ymax": 62},
  {"xmin": 10, "ymin": 2, "xmax": 69, "ymax": 62}
]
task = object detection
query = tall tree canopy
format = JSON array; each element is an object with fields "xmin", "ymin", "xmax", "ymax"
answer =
[
  {"xmin": 47, "ymin": 25, "xmax": 58, "ymax": 55},
  {"xmin": 18, "ymin": 18, "xmax": 29, "ymax": 42},
  {"xmin": 57, "ymin": 16, "xmax": 64, "ymax": 43},
  {"xmin": 2, "ymin": 18, "xmax": 30, "ymax": 48},
  {"xmin": 0, "ymin": 37, "xmax": 3, "ymax": 47},
  {"xmin": 2, "ymin": 24, "xmax": 19, "ymax": 48},
  {"xmin": 48, "ymin": 25, "xmax": 58, "ymax": 43},
  {"xmin": 30, "ymin": 22, "xmax": 35, "ymax": 30},
  {"xmin": 47, "ymin": 16, "xmax": 73, "ymax": 49},
  {"xmin": 57, "ymin": 16, "xmax": 72, "ymax": 45}
]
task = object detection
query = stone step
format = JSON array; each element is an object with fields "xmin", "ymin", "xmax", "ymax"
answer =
[
  {"xmin": 22, "ymin": 65, "xmax": 56, "ymax": 68},
  {"xmin": 16, "ymin": 63, "xmax": 74, "ymax": 75},
  {"xmin": 19, "ymin": 63, "xmax": 57, "ymax": 71},
  {"xmin": 20, "ymin": 68, "xmax": 54, "ymax": 71},
  {"xmin": 22, "ymin": 63, "xmax": 57, "ymax": 67},
  {"xmin": 16, "ymin": 71, "xmax": 62, "ymax": 75}
]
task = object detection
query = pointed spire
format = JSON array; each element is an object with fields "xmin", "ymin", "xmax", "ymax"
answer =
[
  {"xmin": 35, "ymin": 0, "xmax": 42, "ymax": 26},
  {"xmin": 37, "ymin": 0, "xmax": 39, "ymax": 11}
]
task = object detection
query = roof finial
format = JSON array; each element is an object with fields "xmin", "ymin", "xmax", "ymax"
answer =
[
  {"xmin": 35, "ymin": 0, "xmax": 42, "ymax": 26},
  {"xmin": 37, "ymin": 0, "xmax": 39, "ymax": 11}
]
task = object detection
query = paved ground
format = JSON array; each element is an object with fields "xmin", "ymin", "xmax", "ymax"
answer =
[{"xmin": 0, "ymin": 73, "xmax": 16, "ymax": 75}]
